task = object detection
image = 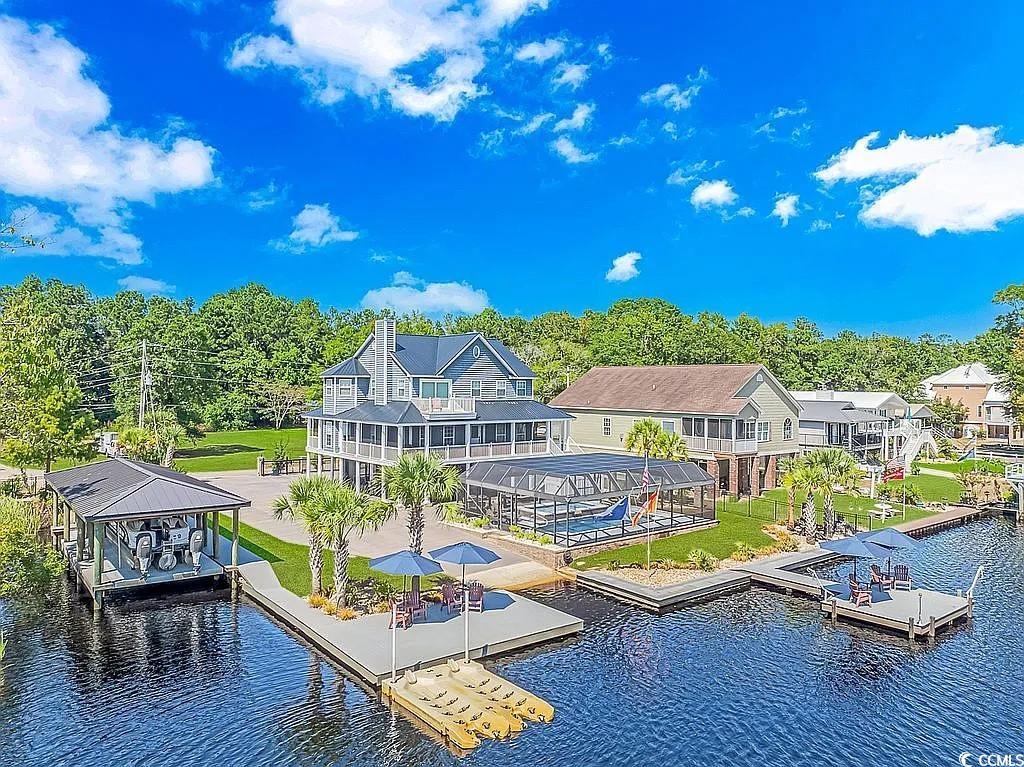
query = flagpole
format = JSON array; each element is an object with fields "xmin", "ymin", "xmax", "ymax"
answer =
[{"xmin": 645, "ymin": 453, "xmax": 651, "ymax": 570}]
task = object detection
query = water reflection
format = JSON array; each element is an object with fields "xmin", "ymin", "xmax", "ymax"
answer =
[{"xmin": 1, "ymin": 518, "xmax": 1021, "ymax": 767}]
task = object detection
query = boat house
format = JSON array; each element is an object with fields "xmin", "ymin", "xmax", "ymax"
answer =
[{"xmin": 45, "ymin": 457, "xmax": 250, "ymax": 610}]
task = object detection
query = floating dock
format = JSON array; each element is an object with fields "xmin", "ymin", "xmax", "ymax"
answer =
[
  {"xmin": 381, "ymin": 659, "xmax": 554, "ymax": 751},
  {"xmin": 821, "ymin": 587, "xmax": 972, "ymax": 639}
]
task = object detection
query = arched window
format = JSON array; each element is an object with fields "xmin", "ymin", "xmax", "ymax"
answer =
[{"xmin": 783, "ymin": 418, "xmax": 793, "ymax": 440}]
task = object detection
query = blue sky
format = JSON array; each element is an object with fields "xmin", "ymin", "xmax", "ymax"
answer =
[{"xmin": 2, "ymin": 1, "xmax": 1023, "ymax": 338}]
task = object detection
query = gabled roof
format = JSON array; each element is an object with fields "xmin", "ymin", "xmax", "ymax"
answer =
[
  {"xmin": 790, "ymin": 390, "xmax": 910, "ymax": 411},
  {"xmin": 797, "ymin": 400, "xmax": 883, "ymax": 424},
  {"xmin": 909, "ymin": 403, "xmax": 937, "ymax": 419},
  {"xmin": 44, "ymin": 458, "xmax": 249, "ymax": 521},
  {"xmin": 323, "ymin": 333, "xmax": 535, "ymax": 379},
  {"xmin": 925, "ymin": 363, "xmax": 997, "ymax": 387},
  {"xmin": 549, "ymin": 364, "xmax": 771, "ymax": 415}
]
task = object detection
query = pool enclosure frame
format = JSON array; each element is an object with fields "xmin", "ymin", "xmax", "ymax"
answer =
[{"xmin": 462, "ymin": 453, "xmax": 717, "ymax": 548}]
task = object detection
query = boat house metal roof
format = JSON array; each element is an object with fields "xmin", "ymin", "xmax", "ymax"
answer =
[
  {"xmin": 44, "ymin": 458, "xmax": 251, "ymax": 522},
  {"xmin": 464, "ymin": 452, "xmax": 714, "ymax": 502}
]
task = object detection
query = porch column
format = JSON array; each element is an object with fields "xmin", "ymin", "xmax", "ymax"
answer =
[
  {"xmin": 706, "ymin": 459, "xmax": 719, "ymax": 489},
  {"xmin": 212, "ymin": 512, "xmax": 221, "ymax": 559},
  {"xmin": 63, "ymin": 500, "xmax": 71, "ymax": 548},
  {"xmin": 92, "ymin": 521, "xmax": 105, "ymax": 586},
  {"xmin": 305, "ymin": 452, "xmax": 311, "ymax": 477},
  {"xmin": 510, "ymin": 422, "xmax": 517, "ymax": 455},
  {"xmin": 750, "ymin": 457, "xmax": 761, "ymax": 496},
  {"xmin": 355, "ymin": 462, "xmax": 362, "ymax": 492},
  {"xmin": 728, "ymin": 457, "xmax": 739, "ymax": 498},
  {"xmin": 231, "ymin": 507, "xmax": 240, "ymax": 597},
  {"xmin": 316, "ymin": 452, "xmax": 323, "ymax": 475},
  {"xmin": 76, "ymin": 516, "xmax": 86, "ymax": 562},
  {"xmin": 764, "ymin": 455, "xmax": 778, "ymax": 490}
]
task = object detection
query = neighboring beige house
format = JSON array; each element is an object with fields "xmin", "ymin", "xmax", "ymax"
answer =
[
  {"xmin": 549, "ymin": 364, "xmax": 801, "ymax": 497},
  {"xmin": 923, "ymin": 363, "xmax": 1014, "ymax": 440}
]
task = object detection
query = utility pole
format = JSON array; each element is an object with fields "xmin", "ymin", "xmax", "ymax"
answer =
[{"xmin": 138, "ymin": 339, "xmax": 148, "ymax": 428}]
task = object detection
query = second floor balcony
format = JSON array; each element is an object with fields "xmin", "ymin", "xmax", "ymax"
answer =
[
  {"xmin": 410, "ymin": 396, "xmax": 476, "ymax": 419},
  {"xmin": 682, "ymin": 435, "xmax": 758, "ymax": 454}
]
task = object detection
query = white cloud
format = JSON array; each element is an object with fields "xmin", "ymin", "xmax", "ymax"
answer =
[
  {"xmin": 275, "ymin": 203, "xmax": 358, "ymax": 252},
  {"xmin": 361, "ymin": 273, "xmax": 489, "ymax": 314},
  {"xmin": 6, "ymin": 204, "xmax": 144, "ymax": 264},
  {"xmin": 229, "ymin": 0, "xmax": 549, "ymax": 121},
  {"xmin": 552, "ymin": 62, "xmax": 588, "ymax": 90},
  {"xmin": 246, "ymin": 180, "xmax": 287, "ymax": 211},
  {"xmin": 0, "ymin": 17, "xmax": 216, "ymax": 263},
  {"xmin": 550, "ymin": 136, "xmax": 597, "ymax": 164},
  {"xmin": 514, "ymin": 112, "xmax": 554, "ymax": 135},
  {"xmin": 596, "ymin": 42, "xmax": 612, "ymax": 62},
  {"xmin": 808, "ymin": 218, "xmax": 832, "ymax": 232},
  {"xmin": 771, "ymin": 193, "xmax": 799, "ymax": 227},
  {"xmin": 514, "ymin": 37, "xmax": 564, "ymax": 64},
  {"xmin": 666, "ymin": 160, "xmax": 713, "ymax": 186},
  {"xmin": 690, "ymin": 179, "xmax": 737, "ymax": 208},
  {"xmin": 754, "ymin": 102, "xmax": 811, "ymax": 144},
  {"xmin": 641, "ymin": 67, "xmax": 709, "ymax": 111},
  {"xmin": 553, "ymin": 103, "xmax": 594, "ymax": 132},
  {"xmin": 816, "ymin": 125, "xmax": 1024, "ymax": 235},
  {"xmin": 605, "ymin": 251, "xmax": 640, "ymax": 282},
  {"xmin": 118, "ymin": 275, "xmax": 176, "ymax": 295}
]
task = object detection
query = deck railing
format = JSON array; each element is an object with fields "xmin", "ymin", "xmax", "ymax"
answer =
[
  {"xmin": 410, "ymin": 397, "xmax": 476, "ymax": 418},
  {"xmin": 683, "ymin": 435, "xmax": 758, "ymax": 454}
]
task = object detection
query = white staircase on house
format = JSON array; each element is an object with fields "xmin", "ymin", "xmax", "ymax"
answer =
[{"xmin": 896, "ymin": 422, "xmax": 938, "ymax": 467}]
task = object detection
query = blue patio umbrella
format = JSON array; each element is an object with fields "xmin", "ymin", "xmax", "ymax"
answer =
[
  {"xmin": 369, "ymin": 549, "xmax": 443, "ymax": 593},
  {"xmin": 429, "ymin": 541, "xmax": 500, "ymax": 590},
  {"xmin": 820, "ymin": 536, "xmax": 890, "ymax": 580},
  {"xmin": 863, "ymin": 528, "xmax": 919, "ymax": 574}
]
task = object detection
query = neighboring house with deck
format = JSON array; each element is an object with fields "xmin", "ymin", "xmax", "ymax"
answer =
[
  {"xmin": 790, "ymin": 389, "xmax": 915, "ymax": 461},
  {"xmin": 303, "ymin": 319, "xmax": 573, "ymax": 491},
  {"xmin": 923, "ymin": 363, "xmax": 1015, "ymax": 440},
  {"xmin": 548, "ymin": 364, "xmax": 801, "ymax": 497}
]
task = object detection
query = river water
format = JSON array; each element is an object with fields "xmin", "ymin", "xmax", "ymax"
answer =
[{"xmin": 2, "ymin": 517, "xmax": 1022, "ymax": 766}]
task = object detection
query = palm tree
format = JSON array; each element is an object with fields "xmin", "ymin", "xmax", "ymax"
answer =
[
  {"xmin": 318, "ymin": 482, "xmax": 390, "ymax": 609},
  {"xmin": 793, "ymin": 461, "xmax": 825, "ymax": 542},
  {"xmin": 273, "ymin": 475, "xmax": 333, "ymax": 597},
  {"xmin": 652, "ymin": 431, "xmax": 688, "ymax": 461},
  {"xmin": 806, "ymin": 448, "xmax": 861, "ymax": 537},
  {"xmin": 382, "ymin": 453, "xmax": 462, "ymax": 595},
  {"xmin": 625, "ymin": 418, "xmax": 662, "ymax": 458},
  {"xmin": 778, "ymin": 455, "xmax": 803, "ymax": 527}
]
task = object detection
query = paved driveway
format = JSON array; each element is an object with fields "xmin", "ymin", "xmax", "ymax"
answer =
[{"xmin": 193, "ymin": 470, "xmax": 553, "ymax": 588}]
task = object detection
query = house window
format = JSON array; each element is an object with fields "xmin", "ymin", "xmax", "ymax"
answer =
[
  {"xmin": 516, "ymin": 423, "xmax": 529, "ymax": 441},
  {"xmin": 496, "ymin": 423, "xmax": 509, "ymax": 442},
  {"xmin": 783, "ymin": 418, "xmax": 793, "ymax": 440},
  {"xmin": 661, "ymin": 420, "xmax": 675, "ymax": 434},
  {"xmin": 471, "ymin": 380, "xmax": 481, "ymax": 397},
  {"xmin": 516, "ymin": 380, "xmax": 528, "ymax": 397},
  {"xmin": 978, "ymin": 405, "xmax": 983, "ymax": 418},
  {"xmin": 339, "ymin": 379, "xmax": 353, "ymax": 399},
  {"xmin": 395, "ymin": 379, "xmax": 406, "ymax": 399},
  {"xmin": 602, "ymin": 417, "xmax": 612, "ymax": 436},
  {"xmin": 421, "ymin": 380, "xmax": 450, "ymax": 399},
  {"xmin": 325, "ymin": 380, "xmax": 335, "ymax": 398},
  {"xmin": 324, "ymin": 424, "xmax": 333, "ymax": 449},
  {"xmin": 310, "ymin": 420, "xmax": 319, "ymax": 438},
  {"xmin": 742, "ymin": 421, "xmax": 756, "ymax": 441},
  {"xmin": 756, "ymin": 421, "xmax": 770, "ymax": 442},
  {"xmin": 442, "ymin": 426, "xmax": 455, "ymax": 445},
  {"xmin": 471, "ymin": 424, "xmax": 483, "ymax": 444},
  {"xmin": 473, "ymin": 345, "xmax": 481, "ymax": 359},
  {"xmin": 496, "ymin": 380, "xmax": 508, "ymax": 398}
]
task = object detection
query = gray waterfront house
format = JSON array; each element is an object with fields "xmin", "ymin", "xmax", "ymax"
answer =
[{"xmin": 304, "ymin": 319, "xmax": 573, "ymax": 490}]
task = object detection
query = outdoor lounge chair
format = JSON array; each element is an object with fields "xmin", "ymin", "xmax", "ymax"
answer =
[
  {"xmin": 441, "ymin": 582, "xmax": 461, "ymax": 614},
  {"xmin": 389, "ymin": 600, "xmax": 412, "ymax": 630},
  {"xmin": 869, "ymin": 564, "xmax": 894, "ymax": 591},
  {"xmin": 848, "ymin": 573, "xmax": 872, "ymax": 606},
  {"xmin": 407, "ymin": 593, "xmax": 428, "ymax": 622},
  {"xmin": 468, "ymin": 582, "xmax": 484, "ymax": 612},
  {"xmin": 893, "ymin": 564, "xmax": 912, "ymax": 591}
]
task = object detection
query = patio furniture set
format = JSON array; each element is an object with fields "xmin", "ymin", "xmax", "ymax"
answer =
[
  {"xmin": 847, "ymin": 564, "xmax": 913, "ymax": 607},
  {"xmin": 389, "ymin": 582, "xmax": 485, "ymax": 629}
]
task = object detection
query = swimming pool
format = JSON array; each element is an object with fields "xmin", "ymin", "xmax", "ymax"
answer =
[{"xmin": 2, "ymin": 517, "xmax": 1021, "ymax": 766}]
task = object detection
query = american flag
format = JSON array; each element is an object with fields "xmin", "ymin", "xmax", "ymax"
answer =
[{"xmin": 641, "ymin": 463, "xmax": 651, "ymax": 492}]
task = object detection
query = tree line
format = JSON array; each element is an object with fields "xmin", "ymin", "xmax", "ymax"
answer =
[{"xmin": 1, "ymin": 275, "xmax": 1019, "ymax": 465}]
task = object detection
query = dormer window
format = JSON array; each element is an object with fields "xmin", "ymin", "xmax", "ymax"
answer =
[
  {"xmin": 496, "ymin": 380, "xmax": 508, "ymax": 398},
  {"xmin": 515, "ymin": 380, "xmax": 528, "ymax": 397}
]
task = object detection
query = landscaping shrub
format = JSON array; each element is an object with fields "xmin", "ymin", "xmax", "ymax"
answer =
[
  {"xmin": 688, "ymin": 549, "xmax": 719, "ymax": 572},
  {"xmin": 730, "ymin": 542, "xmax": 756, "ymax": 562},
  {"xmin": 336, "ymin": 607, "xmax": 358, "ymax": 621},
  {"xmin": 322, "ymin": 601, "xmax": 338, "ymax": 616},
  {"xmin": 308, "ymin": 593, "xmax": 328, "ymax": 609}
]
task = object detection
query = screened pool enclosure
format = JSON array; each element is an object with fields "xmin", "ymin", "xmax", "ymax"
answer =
[{"xmin": 463, "ymin": 453, "xmax": 717, "ymax": 548}]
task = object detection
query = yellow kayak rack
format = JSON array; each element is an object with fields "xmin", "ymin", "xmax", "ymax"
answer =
[{"xmin": 381, "ymin": 659, "xmax": 554, "ymax": 751}]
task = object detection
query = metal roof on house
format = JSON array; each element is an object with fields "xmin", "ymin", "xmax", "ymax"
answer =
[
  {"xmin": 322, "ymin": 358, "xmax": 369, "ymax": 377},
  {"xmin": 790, "ymin": 389, "xmax": 910, "ymax": 411},
  {"xmin": 322, "ymin": 333, "xmax": 535, "ymax": 379},
  {"xmin": 303, "ymin": 399, "xmax": 571, "ymax": 425},
  {"xmin": 909, "ymin": 403, "xmax": 937, "ymax": 419},
  {"xmin": 549, "ymin": 364, "xmax": 768, "ymax": 415},
  {"xmin": 464, "ymin": 452, "xmax": 714, "ymax": 502},
  {"xmin": 798, "ymin": 400, "xmax": 883, "ymax": 424},
  {"xmin": 44, "ymin": 458, "xmax": 250, "ymax": 522},
  {"xmin": 924, "ymin": 363, "xmax": 997, "ymax": 387}
]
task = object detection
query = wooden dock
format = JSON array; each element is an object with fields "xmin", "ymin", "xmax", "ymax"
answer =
[
  {"xmin": 821, "ymin": 587, "xmax": 972, "ymax": 639},
  {"xmin": 894, "ymin": 504, "xmax": 1001, "ymax": 537}
]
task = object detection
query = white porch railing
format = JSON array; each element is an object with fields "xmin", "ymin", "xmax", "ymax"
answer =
[
  {"xmin": 410, "ymin": 397, "xmax": 476, "ymax": 418},
  {"xmin": 683, "ymin": 435, "xmax": 758, "ymax": 454},
  {"xmin": 1006, "ymin": 463, "xmax": 1024, "ymax": 481}
]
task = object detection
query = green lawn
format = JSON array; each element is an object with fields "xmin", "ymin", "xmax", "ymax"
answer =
[
  {"xmin": 882, "ymin": 473, "xmax": 965, "ymax": 504},
  {"xmin": 176, "ymin": 428, "xmax": 306, "ymax": 472},
  {"xmin": 914, "ymin": 459, "xmax": 1005, "ymax": 475},
  {"xmin": 572, "ymin": 511, "xmax": 777, "ymax": 570},
  {"xmin": 721, "ymin": 486, "xmax": 940, "ymax": 529},
  {"xmin": 216, "ymin": 517, "xmax": 438, "ymax": 597}
]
